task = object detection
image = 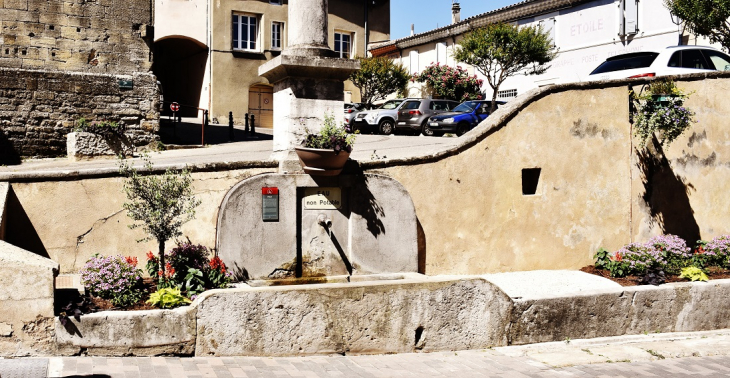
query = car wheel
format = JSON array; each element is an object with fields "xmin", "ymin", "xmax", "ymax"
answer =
[
  {"xmin": 455, "ymin": 122, "xmax": 469, "ymax": 137},
  {"xmin": 422, "ymin": 122, "xmax": 435, "ymax": 136},
  {"xmin": 379, "ymin": 119, "xmax": 394, "ymax": 135}
]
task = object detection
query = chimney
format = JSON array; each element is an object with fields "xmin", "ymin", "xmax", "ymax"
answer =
[
  {"xmin": 452, "ymin": 2, "xmax": 461, "ymax": 24},
  {"xmin": 410, "ymin": 24, "xmax": 414, "ymax": 36}
]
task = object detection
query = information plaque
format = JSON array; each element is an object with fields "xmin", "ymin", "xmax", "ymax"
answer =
[
  {"xmin": 303, "ymin": 187, "xmax": 342, "ymax": 210},
  {"xmin": 262, "ymin": 187, "xmax": 279, "ymax": 221}
]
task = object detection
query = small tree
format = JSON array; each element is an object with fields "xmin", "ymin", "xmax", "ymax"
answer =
[
  {"xmin": 349, "ymin": 56, "xmax": 410, "ymax": 108},
  {"xmin": 119, "ymin": 155, "xmax": 200, "ymax": 285},
  {"xmin": 454, "ymin": 23, "xmax": 556, "ymax": 112},
  {"xmin": 412, "ymin": 63, "xmax": 484, "ymax": 102},
  {"xmin": 664, "ymin": 0, "xmax": 730, "ymax": 50}
]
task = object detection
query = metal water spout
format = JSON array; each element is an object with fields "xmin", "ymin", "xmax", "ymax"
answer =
[{"xmin": 317, "ymin": 213, "xmax": 332, "ymax": 237}]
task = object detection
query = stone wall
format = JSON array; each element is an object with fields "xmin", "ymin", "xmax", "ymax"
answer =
[
  {"xmin": 0, "ymin": 0, "xmax": 152, "ymax": 74},
  {"xmin": 0, "ymin": 68, "xmax": 160, "ymax": 159}
]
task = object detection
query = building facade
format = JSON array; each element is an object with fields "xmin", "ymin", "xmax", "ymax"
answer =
[
  {"xmin": 153, "ymin": 0, "xmax": 390, "ymax": 126},
  {"xmin": 371, "ymin": 0, "xmax": 699, "ymax": 101}
]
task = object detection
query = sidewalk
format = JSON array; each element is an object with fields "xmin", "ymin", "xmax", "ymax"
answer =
[{"xmin": 2, "ymin": 329, "xmax": 729, "ymax": 377}]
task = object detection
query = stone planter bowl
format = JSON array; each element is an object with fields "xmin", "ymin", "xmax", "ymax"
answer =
[{"xmin": 294, "ymin": 147, "xmax": 350, "ymax": 176}]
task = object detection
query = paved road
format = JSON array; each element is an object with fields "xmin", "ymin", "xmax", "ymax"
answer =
[
  {"xmin": 2, "ymin": 330, "xmax": 730, "ymax": 377},
  {"xmin": 0, "ymin": 123, "xmax": 462, "ymax": 180}
]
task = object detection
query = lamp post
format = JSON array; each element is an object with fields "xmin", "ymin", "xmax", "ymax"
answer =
[{"xmin": 669, "ymin": 10, "xmax": 683, "ymax": 46}]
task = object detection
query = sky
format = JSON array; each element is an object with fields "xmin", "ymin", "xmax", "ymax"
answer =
[{"xmin": 390, "ymin": 0, "xmax": 518, "ymax": 40}]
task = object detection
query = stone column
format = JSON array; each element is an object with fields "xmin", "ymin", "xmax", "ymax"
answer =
[{"xmin": 259, "ymin": 0, "xmax": 360, "ymax": 167}]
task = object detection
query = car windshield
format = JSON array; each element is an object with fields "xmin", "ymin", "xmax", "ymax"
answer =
[
  {"xmin": 589, "ymin": 52, "xmax": 659, "ymax": 74},
  {"xmin": 453, "ymin": 102, "xmax": 478, "ymax": 113},
  {"xmin": 378, "ymin": 100, "xmax": 403, "ymax": 110}
]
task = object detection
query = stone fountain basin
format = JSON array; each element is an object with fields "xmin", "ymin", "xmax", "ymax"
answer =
[{"xmin": 243, "ymin": 272, "xmax": 421, "ymax": 287}]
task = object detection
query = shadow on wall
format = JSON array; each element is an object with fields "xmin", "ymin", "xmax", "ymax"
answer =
[
  {"xmin": 637, "ymin": 135, "xmax": 701, "ymax": 245},
  {"xmin": 0, "ymin": 130, "xmax": 20, "ymax": 165},
  {"xmin": 5, "ymin": 186, "xmax": 49, "ymax": 258},
  {"xmin": 346, "ymin": 171, "xmax": 385, "ymax": 237}
]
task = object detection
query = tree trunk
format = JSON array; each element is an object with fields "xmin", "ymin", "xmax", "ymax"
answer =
[
  {"xmin": 490, "ymin": 90, "xmax": 499, "ymax": 113},
  {"xmin": 158, "ymin": 239, "xmax": 166, "ymax": 285}
]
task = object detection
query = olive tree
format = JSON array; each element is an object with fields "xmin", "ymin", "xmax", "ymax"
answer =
[
  {"xmin": 119, "ymin": 156, "xmax": 200, "ymax": 284},
  {"xmin": 665, "ymin": 0, "xmax": 730, "ymax": 50},
  {"xmin": 349, "ymin": 56, "xmax": 410, "ymax": 108},
  {"xmin": 454, "ymin": 23, "xmax": 557, "ymax": 112}
]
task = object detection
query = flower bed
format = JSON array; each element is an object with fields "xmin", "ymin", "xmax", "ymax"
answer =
[
  {"xmin": 585, "ymin": 234, "xmax": 730, "ymax": 286},
  {"xmin": 58, "ymin": 242, "xmax": 231, "ymax": 322}
]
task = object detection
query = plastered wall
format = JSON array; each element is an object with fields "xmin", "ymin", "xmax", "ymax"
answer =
[{"xmin": 5, "ymin": 75, "xmax": 730, "ymax": 275}]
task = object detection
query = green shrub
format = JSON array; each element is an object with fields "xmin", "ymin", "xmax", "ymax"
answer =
[
  {"xmin": 146, "ymin": 287, "xmax": 191, "ymax": 308},
  {"xmin": 679, "ymin": 266, "xmax": 708, "ymax": 282},
  {"xmin": 146, "ymin": 242, "xmax": 232, "ymax": 296}
]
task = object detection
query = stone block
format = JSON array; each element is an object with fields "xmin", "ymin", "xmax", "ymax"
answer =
[
  {"xmin": 0, "ymin": 240, "xmax": 58, "ymax": 324},
  {"xmin": 55, "ymin": 306, "xmax": 197, "ymax": 355},
  {"xmin": 4, "ymin": 0, "xmax": 28, "ymax": 11},
  {"xmin": 66, "ymin": 131, "xmax": 135, "ymax": 160},
  {"xmin": 195, "ymin": 277, "xmax": 512, "ymax": 356},
  {"xmin": 508, "ymin": 280, "xmax": 730, "ymax": 345}
]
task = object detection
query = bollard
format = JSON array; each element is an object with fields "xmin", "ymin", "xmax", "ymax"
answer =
[
  {"xmin": 229, "ymin": 111, "xmax": 234, "ymax": 141},
  {"xmin": 251, "ymin": 114, "xmax": 256, "ymax": 135},
  {"xmin": 202, "ymin": 110, "xmax": 209, "ymax": 146},
  {"xmin": 244, "ymin": 113, "xmax": 250, "ymax": 134}
]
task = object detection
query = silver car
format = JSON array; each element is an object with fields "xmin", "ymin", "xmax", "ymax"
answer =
[{"xmin": 350, "ymin": 99, "xmax": 408, "ymax": 135}]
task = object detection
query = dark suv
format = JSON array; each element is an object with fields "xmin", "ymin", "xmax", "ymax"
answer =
[{"xmin": 395, "ymin": 99, "xmax": 459, "ymax": 135}]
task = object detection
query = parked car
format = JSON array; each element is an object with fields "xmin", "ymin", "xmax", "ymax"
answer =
[
  {"xmin": 426, "ymin": 100, "xmax": 506, "ymax": 137},
  {"xmin": 350, "ymin": 99, "xmax": 407, "ymax": 134},
  {"xmin": 344, "ymin": 102, "xmax": 366, "ymax": 128},
  {"xmin": 587, "ymin": 45, "xmax": 730, "ymax": 81},
  {"xmin": 395, "ymin": 99, "xmax": 460, "ymax": 135}
]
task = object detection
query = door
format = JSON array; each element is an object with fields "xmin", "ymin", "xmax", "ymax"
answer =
[{"xmin": 248, "ymin": 85, "xmax": 274, "ymax": 129}]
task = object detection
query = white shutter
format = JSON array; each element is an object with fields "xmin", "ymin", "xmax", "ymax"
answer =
[
  {"xmin": 436, "ymin": 42, "xmax": 447, "ymax": 64},
  {"xmin": 410, "ymin": 50, "xmax": 419, "ymax": 75},
  {"xmin": 623, "ymin": 0, "xmax": 638, "ymax": 35}
]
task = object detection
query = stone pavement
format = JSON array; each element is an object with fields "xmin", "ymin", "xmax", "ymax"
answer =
[{"xmin": 2, "ymin": 329, "xmax": 730, "ymax": 378}]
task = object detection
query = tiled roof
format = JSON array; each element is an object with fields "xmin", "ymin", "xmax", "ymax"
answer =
[{"xmin": 370, "ymin": 0, "xmax": 592, "ymax": 53}]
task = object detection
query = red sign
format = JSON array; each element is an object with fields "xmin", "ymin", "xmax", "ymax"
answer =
[
  {"xmin": 170, "ymin": 102, "xmax": 180, "ymax": 112},
  {"xmin": 262, "ymin": 187, "xmax": 279, "ymax": 195}
]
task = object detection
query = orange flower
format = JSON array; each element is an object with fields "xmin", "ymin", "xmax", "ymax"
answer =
[
  {"xmin": 125, "ymin": 256, "xmax": 138, "ymax": 266},
  {"xmin": 695, "ymin": 247, "xmax": 705, "ymax": 255},
  {"xmin": 612, "ymin": 252, "xmax": 623, "ymax": 262},
  {"xmin": 146, "ymin": 251, "xmax": 156, "ymax": 261}
]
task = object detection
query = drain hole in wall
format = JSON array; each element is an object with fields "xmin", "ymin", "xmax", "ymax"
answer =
[
  {"xmin": 522, "ymin": 168, "xmax": 541, "ymax": 195},
  {"xmin": 414, "ymin": 326, "xmax": 424, "ymax": 347}
]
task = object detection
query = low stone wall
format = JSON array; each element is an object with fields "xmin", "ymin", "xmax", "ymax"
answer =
[
  {"xmin": 195, "ymin": 276, "xmax": 512, "ymax": 356},
  {"xmin": 55, "ymin": 307, "xmax": 197, "ymax": 356},
  {"xmin": 0, "ymin": 68, "xmax": 160, "ymax": 161},
  {"xmin": 509, "ymin": 279, "xmax": 730, "ymax": 345}
]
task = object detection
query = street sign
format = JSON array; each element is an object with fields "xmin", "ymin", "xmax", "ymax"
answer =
[{"xmin": 170, "ymin": 102, "xmax": 180, "ymax": 112}]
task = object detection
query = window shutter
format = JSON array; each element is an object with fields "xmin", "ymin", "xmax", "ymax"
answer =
[
  {"xmin": 436, "ymin": 42, "xmax": 447, "ymax": 64},
  {"xmin": 232, "ymin": 14, "xmax": 239, "ymax": 49},
  {"xmin": 623, "ymin": 0, "xmax": 638, "ymax": 35}
]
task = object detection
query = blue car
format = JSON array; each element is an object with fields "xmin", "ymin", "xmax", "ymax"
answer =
[{"xmin": 424, "ymin": 100, "xmax": 506, "ymax": 137}]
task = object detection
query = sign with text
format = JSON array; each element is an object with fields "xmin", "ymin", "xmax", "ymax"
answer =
[
  {"xmin": 303, "ymin": 188, "xmax": 342, "ymax": 210},
  {"xmin": 262, "ymin": 187, "xmax": 279, "ymax": 221}
]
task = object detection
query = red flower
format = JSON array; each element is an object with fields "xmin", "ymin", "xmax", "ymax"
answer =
[
  {"xmin": 611, "ymin": 252, "xmax": 623, "ymax": 261},
  {"xmin": 210, "ymin": 256, "xmax": 227, "ymax": 273},
  {"xmin": 125, "ymin": 256, "xmax": 138, "ymax": 266},
  {"xmin": 695, "ymin": 247, "xmax": 705, "ymax": 255},
  {"xmin": 146, "ymin": 251, "xmax": 156, "ymax": 261}
]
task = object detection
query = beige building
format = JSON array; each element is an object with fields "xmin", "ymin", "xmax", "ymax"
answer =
[{"xmin": 153, "ymin": 0, "xmax": 390, "ymax": 127}]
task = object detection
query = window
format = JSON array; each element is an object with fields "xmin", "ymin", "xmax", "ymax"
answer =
[
  {"xmin": 334, "ymin": 31, "xmax": 352, "ymax": 58},
  {"xmin": 497, "ymin": 89, "xmax": 517, "ymax": 99},
  {"xmin": 233, "ymin": 13, "xmax": 258, "ymax": 51},
  {"xmin": 271, "ymin": 21, "xmax": 283, "ymax": 50},
  {"xmin": 522, "ymin": 168, "xmax": 541, "ymax": 195},
  {"xmin": 703, "ymin": 50, "xmax": 730, "ymax": 71},
  {"xmin": 669, "ymin": 50, "xmax": 710, "ymax": 69}
]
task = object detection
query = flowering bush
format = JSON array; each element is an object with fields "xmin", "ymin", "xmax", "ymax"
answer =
[
  {"xmin": 412, "ymin": 63, "xmax": 483, "ymax": 102},
  {"xmin": 146, "ymin": 242, "xmax": 232, "ymax": 296},
  {"xmin": 696, "ymin": 235, "xmax": 730, "ymax": 268},
  {"xmin": 80, "ymin": 254, "xmax": 145, "ymax": 307},
  {"xmin": 599, "ymin": 234, "xmax": 692, "ymax": 278},
  {"xmin": 632, "ymin": 79, "xmax": 696, "ymax": 147},
  {"xmin": 303, "ymin": 112, "xmax": 356, "ymax": 154}
]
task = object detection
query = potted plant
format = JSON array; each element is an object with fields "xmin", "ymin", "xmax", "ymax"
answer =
[
  {"xmin": 295, "ymin": 112, "xmax": 357, "ymax": 176},
  {"xmin": 632, "ymin": 79, "xmax": 696, "ymax": 147}
]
